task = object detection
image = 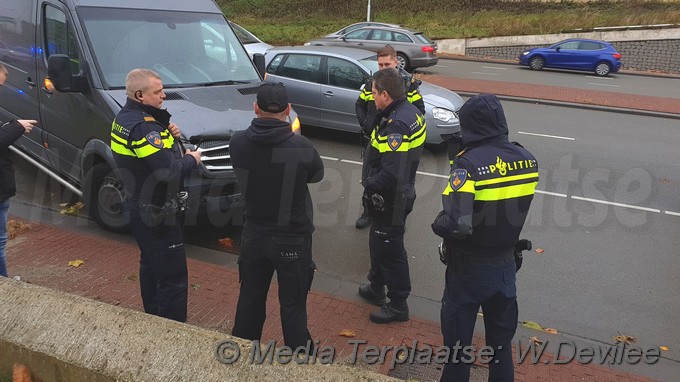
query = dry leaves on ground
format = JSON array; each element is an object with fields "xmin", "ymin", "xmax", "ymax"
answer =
[
  {"xmin": 7, "ymin": 220, "xmax": 31, "ymax": 240},
  {"xmin": 59, "ymin": 202, "xmax": 85, "ymax": 216},
  {"xmin": 522, "ymin": 320, "xmax": 543, "ymax": 330},
  {"xmin": 530, "ymin": 336, "xmax": 543, "ymax": 345},
  {"xmin": 613, "ymin": 334, "xmax": 637, "ymax": 345},
  {"xmin": 68, "ymin": 259, "xmax": 84, "ymax": 268},
  {"xmin": 535, "ymin": 248, "xmax": 545, "ymax": 254},
  {"xmin": 339, "ymin": 329, "xmax": 356, "ymax": 338}
]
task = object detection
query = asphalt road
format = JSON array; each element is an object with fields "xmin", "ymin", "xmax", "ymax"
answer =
[{"xmin": 418, "ymin": 58, "xmax": 680, "ymax": 99}]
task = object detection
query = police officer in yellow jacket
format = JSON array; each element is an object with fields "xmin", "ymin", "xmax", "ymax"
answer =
[
  {"xmin": 354, "ymin": 45, "xmax": 425, "ymax": 229},
  {"xmin": 110, "ymin": 69, "xmax": 201, "ymax": 322},
  {"xmin": 358, "ymin": 68, "xmax": 425, "ymax": 323},
  {"xmin": 432, "ymin": 94, "xmax": 538, "ymax": 382}
]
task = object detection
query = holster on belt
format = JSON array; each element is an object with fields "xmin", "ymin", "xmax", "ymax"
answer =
[{"xmin": 141, "ymin": 191, "xmax": 189, "ymax": 226}]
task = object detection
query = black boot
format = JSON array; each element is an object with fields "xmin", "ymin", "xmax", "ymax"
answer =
[
  {"xmin": 358, "ymin": 284, "xmax": 387, "ymax": 306},
  {"xmin": 369, "ymin": 301, "xmax": 409, "ymax": 324},
  {"xmin": 355, "ymin": 212, "xmax": 371, "ymax": 229}
]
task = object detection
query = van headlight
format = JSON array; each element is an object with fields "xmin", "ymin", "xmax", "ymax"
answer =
[{"xmin": 432, "ymin": 107, "xmax": 457, "ymax": 123}]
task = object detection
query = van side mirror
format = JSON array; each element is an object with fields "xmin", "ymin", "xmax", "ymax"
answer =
[
  {"xmin": 47, "ymin": 54, "xmax": 79, "ymax": 92},
  {"xmin": 253, "ymin": 53, "xmax": 266, "ymax": 78}
]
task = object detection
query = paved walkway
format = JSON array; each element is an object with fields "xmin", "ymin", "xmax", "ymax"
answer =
[{"xmin": 5, "ymin": 217, "xmax": 658, "ymax": 381}]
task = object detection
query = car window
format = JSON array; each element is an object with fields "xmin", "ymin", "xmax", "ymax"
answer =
[
  {"xmin": 345, "ymin": 29, "xmax": 371, "ymax": 40},
  {"xmin": 266, "ymin": 54, "xmax": 284, "ymax": 74},
  {"xmin": 277, "ymin": 54, "xmax": 321, "ymax": 83},
  {"xmin": 230, "ymin": 22, "xmax": 259, "ymax": 45},
  {"xmin": 413, "ymin": 33, "xmax": 431, "ymax": 44},
  {"xmin": 371, "ymin": 30, "xmax": 393, "ymax": 42},
  {"xmin": 395, "ymin": 32, "xmax": 413, "ymax": 43},
  {"xmin": 579, "ymin": 41, "xmax": 603, "ymax": 50},
  {"xmin": 557, "ymin": 41, "xmax": 580, "ymax": 50},
  {"xmin": 44, "ymin": 4, "xmax": 81, "ymax": 75},
  {"xmin": 326, "ymin": 57, "xmax": 368, "ymax": 89}
]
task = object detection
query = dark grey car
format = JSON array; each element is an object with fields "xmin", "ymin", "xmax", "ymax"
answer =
[
  {"xmin": 264, "ymin": 46, "xmax": 462, "ymax": 145},
  {"xmin": 305, "ymin": 26, "xmax": 438, "ymax": 71}
]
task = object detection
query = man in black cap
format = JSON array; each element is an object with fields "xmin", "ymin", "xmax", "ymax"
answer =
[{"xmin": 230, "ymin": 83, "xmax": 324, "ymax": 350}]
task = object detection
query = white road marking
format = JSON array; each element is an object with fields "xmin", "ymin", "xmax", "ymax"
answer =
[
  {"xmin": 587, "ymin": 82, "xmax": 620, "ymax": 88},
  {"xmin": 437, "ymin": 65, "xmax": 450, "ymax": 68},
  {"xmin": 535, "ymin": 190, "xmax": 568, "ymax": 198},
  {"xmin": 323, "ymin": 155, "xmax": 675, "ymax": 217},
  {"xmin": 471, "ymin": 71, "xmax": 501, "ymax": 76},
  {"xmin": 586, "ymin": 76, "xmax": 613, "ymax": 80},
  {"xmin": 417, "ymin": 170, "xmax": 449, "ymax": 179},
  {"xmin": 518, "ymin": 131, "xmax": 575, "ymax": 141},
  {"xmin": 340, "ymin": 159, "xmax": 363, "ymax": 165},
  {"xmin": 571, "ymin": 196, "xmax": 661, "ymax": 213},
  {"xmin": 482, "ymin": 66, "xmax": 508, "ymax": 70}
]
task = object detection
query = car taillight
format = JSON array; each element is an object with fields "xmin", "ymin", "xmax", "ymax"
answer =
[
  {"xmin": 422, "ymin": 46, "xmax": 435, "ymax": 53},
  {"xmin": 613, "ymin": 53, "xmax": 622, "ymax": 59}
]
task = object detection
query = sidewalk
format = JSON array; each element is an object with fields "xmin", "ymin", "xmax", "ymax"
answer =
[{"xmin": 4, "ymin": 214, "xmax": 659, "ymax": 382}]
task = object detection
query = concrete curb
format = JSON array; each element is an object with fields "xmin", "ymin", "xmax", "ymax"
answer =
[{"xmin": 0, "ymin": 278, "xmax": 399, "ymax": 382}]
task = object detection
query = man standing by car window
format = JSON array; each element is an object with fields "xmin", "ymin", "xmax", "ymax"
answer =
[
  {"xmin": 359, "ymin": 68, "xmax": 425, "ymax": 323},
  {"xmin": 0, "ymin": 63, "xmax": 37, "ymax": 278},
  {"xmin": 110, "ymin": 68, "xmax": 201, "ymax": 322},
  {"xmin": 230, "ymin": 83, "xmax": 324, "ymax": 350},
  {"xmin": 354, "ymin": 44, "xmax": 425, "ymax": 229},
  {"xmin": 432, "ymin": 94, "xmax": 538, "ymax": 382}
]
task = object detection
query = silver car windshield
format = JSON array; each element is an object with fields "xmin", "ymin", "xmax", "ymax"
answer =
[{"xmin": 78, "ymin": 7, "xmax": 259, "ymax": 88}]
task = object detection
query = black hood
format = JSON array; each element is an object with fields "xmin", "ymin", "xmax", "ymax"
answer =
[
  {"xmin": 459, "ymin": 94, "xmax": 509, "ymax": 146},
  {"xmin": 245, "ymin": 117, "xmax": 294, "ymax": 145}
]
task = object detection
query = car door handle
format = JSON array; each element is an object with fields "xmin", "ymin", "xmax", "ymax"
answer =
[
  {"xmin": 323, "ymin": 91, "xmax": 334, "ymax": 97},
  {"xmin": 41, "ymin": 86, "xmax": 53, "ymax": 95},
  {"xmin": 25, "ymin": 78, "xmax": 36, "ymax": 87}
]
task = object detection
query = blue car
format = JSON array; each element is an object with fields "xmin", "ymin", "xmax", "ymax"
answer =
[{"xmin": 519, "ymin": 39, "xmax": 622, "ymax": 76}]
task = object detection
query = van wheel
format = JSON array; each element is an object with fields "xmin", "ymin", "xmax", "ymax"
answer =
[
  {"xmin": 84, "ymin": 163, "xmax": 130, "ymax": 232},
  {"xmin": 595, "ymin": 62, "xmax": 611, "ymax": 76}
]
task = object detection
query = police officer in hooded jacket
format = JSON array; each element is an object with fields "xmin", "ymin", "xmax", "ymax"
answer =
[{"xmin": 432, "ymin": 94, "xmax": 538, "ymax": 382}]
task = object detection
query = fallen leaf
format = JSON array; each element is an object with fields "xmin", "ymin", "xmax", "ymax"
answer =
[
  {"xmin": 613, "ymin": 334, "xmax": 637, "ymax": 345},
  {"xmin": 396, "ymin": 350, "xmax": 407, "ymax": 360},
  {"xmin": 530, "ymin": 336, "xmax": 543, "ymax": 345},
  {"xmin": 339, "ymin": 329, "xmax": 356, "ymax": 338},
  {"xmin": 68, "ymin": 259, "xmax": 84, "ymax": 267},
  {"xmin": 658, "ymin": 178, "xmax": 670, "ymax": 183},
  {"xmin": 7, "ymin": 220, "xmax": 31, "ymax": 240},
  {"xmin": 60, "ymin": 202, "xmax": 85, "ymax": 216},
  {"xmin": 59, "ymin": 202, "xmax": 69, "ymax": 207},
  {"xmin": 522, "ymin": 320, "xmax": 543, "ymax": 330},
  {"xmin": 535, "ymin": 248, "xmax": 545, "ymax": 254},
  {"xmin": 217, "ymin": 238, "xmax": 233, "ymax": 249},
  {"xmin": 660, "ymin": 346, "xmax": 669, "ymax": 351},
  {"xmin": 191, "ymin": 284, "xmax": 201, "ymax": 290},
  {"xmin": 544, "ymin": 328, "xmax": 558, "ymax": 335}
]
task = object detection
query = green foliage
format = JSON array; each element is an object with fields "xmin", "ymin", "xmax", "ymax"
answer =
[{"xmin": 216, "ymin": 0, "xmax": 680, "ymax": 44}]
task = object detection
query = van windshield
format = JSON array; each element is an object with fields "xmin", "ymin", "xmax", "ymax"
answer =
[{"xmin": 78, "ymin": 7, "xmax": 259, "ymax": 88}]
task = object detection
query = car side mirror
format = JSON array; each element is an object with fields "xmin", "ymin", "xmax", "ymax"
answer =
[
  {"xmin": 555, "ymin": 47, "xmax": 561, "ymax": 52},
  {"xmin": 47, "ymin": 54, "xmax": 80, "ymax": 92},
  {"xmin": 253, "ymin": 53, "xmax": 266, "ymax": 78}
]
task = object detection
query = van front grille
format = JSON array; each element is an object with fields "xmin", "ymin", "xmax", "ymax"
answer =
[{"xmin": 198, "ymin": 139, "xmax": 231, "ymax": 172}]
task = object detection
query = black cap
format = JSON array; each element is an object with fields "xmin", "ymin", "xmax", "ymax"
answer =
[{"xmin": 257, "ymin": 83, "xmax": 289, "ymax": 113}]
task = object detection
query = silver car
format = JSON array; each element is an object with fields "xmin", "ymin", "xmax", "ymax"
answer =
[
  {"xmin": 324, "ymin": 22, "xmax": 402, "ymax": 38},
  {"xmin": 230, "ymin": 21, "xmax": 273, "ymax": 56},
  {"xmin": 264, "ymin": 46, "xmax": 462, "ymax": 145},
  {"xmin": 305, "ymin": 26, "xmax": 438, "ymax": 71}
]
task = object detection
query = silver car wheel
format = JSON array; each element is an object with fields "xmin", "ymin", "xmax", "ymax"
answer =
[
  {"xmin": 529, "ymin": 56, "xmax": 544, "ymax": 70},
  {"xmin": 396, "ymin": 54, "xmax": 408, "ymax": 71}
]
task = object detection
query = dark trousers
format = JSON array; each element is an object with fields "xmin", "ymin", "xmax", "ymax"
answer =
[
  {"xmin": 367, "ymin": 221, "xmax": 411, "ymax": 304},
  {"xmin": 232, "ymin": 231, "xmax": 315, "ymax": 349},
  {"xmin": 129, "ymin": 210, "xmax": 188, "ymax": 322},
  {"xmin": 440, "ymin": 259, "xmax": 517, "ymax": 382}
]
